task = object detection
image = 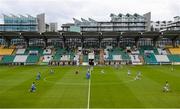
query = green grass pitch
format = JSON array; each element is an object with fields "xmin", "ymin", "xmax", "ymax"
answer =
[{"xmin": 0, "ymin": 65, "xmax": 180, "ymax": 108}]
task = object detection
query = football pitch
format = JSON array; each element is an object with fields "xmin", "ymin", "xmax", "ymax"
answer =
[{"xmin": 0, "ymin": 65, "xmax": 180, "ymax": 108}]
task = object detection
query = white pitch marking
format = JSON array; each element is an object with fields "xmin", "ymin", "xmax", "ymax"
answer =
[{"xmin": 87, "ymin": 69, "xmax": 91, "ymax": 109}]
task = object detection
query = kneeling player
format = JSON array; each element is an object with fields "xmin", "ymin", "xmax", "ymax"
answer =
[
  {"xmin": 135, "ymin": 71, "xmax": 141, "ymax": 80},
  {"xmin": 163, "ymin": 81, "xmax": 170, "ymax": 92},
  {"xmin": 127, "ymin": 70, "xmax": 131, "ymax": 76},
  {"xmin": 86, "ymin": 71, "xmax": 90, "ymax": 79},
  {"xmin": 30, "ymin": 82, "xmax": 36, "ymax": 92}
]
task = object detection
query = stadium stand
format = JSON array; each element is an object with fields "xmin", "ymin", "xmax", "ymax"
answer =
[
  {"xmin": 25, "ymin": 47, "xmax": 43, "ymax": 55},
  {"xmin": 143, "ymin": 53, "xmax": 158, "ymax": 64},
  {"xmin": 112, "ymin": 55, "xmax": 122, "ymax": 61},
  {"xmin": 95, "ymin": 55, "xmax": 100, "ymax": 62},
  {"xmin": 83, "ymin": 55, "xmax": 88, "ymax": 62},
  {"xmin": 53, "ymin": 48, "xmax": 65, "ymax": 61},
  {"xmin": 0, "ymin": 48, "xmax": 14, "ymax": 55},
  {"xmin": 26, "ymin": 55, "xmax": 40, "ymax": 64},
  {"xmin": 60, "ymin": 55, "xmax": 70, "ymax": 61},
  {"xmin": 1, "ymin": 55, "xmax": 15, "ymax": 64},
  {"xmin": 0, "ymin": 31, "xmax": 180, "ymax": 66},
  {"xmin": 155, "ymin": 55, "xmax": 170, "ymax": 63},
  {"xmin": 16, "ymin": 49, "xmax": 26, "ymax": 55},
  {"xmin": 43, "ymin": 49, "xmax": 52, "ymax": 55},
  {"xmin": 42, "ymin": 55, "xmax": 53, "ymax": 63},
  {"xmin": 157, "ymin": 48, "xmax": 167, "ymax": 55},
  {"xmin": 168, "ymin": 55, "xmax": 180, "ymax": 63},
  {"xmin": 169, "ymin": 48, "xmax": 180, "ymax": 54},
  {"xmin": 130, "ymin": 55, "xmax": 141, "ymax": 64},
  {"xmin": 13, "ymin": 55, "xmax": 28, "ymax": 63},
  {"xmin": 0, "ymin": 56, "xmax": 3, "ymax": 62}
]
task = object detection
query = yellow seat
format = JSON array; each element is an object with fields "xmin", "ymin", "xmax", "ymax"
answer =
[
  {"xmin": 169, "ymin": 48, "xmax": 180, "ymax": 54},
  {"xmin": 0, "ymin": 48, "xmax": 14, "ymax": 55}
]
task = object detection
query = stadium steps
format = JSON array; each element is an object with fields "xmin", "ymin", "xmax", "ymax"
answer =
[
  {"xmin": 139, "ymin": 55, "xmax": 144, "ymax": 63},
  {"xmin": 12, "ymin": 49, "xmax": 17, "ymax": 55},
  {"xmin": 38, "ymin": 56, "xmax": 44, "ymax": 65},
  {"xmin": 79, "ymin": 54, "xmax": 83, "ymax": 64},
  {"xmin": 51, "ymin": 48, "xmax": 56, "ymax": 56},
  {"xmin": 99, "ymin": 49, "xmax": 104, "ymax": 64},
  {"xmin": 0, "ymin": 56, "xmax": 3, "ymax": 62}
]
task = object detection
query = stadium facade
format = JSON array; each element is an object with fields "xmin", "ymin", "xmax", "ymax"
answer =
[{"xmin": 62, "ymin": 12, "xmax": 151, "ymax": 32}]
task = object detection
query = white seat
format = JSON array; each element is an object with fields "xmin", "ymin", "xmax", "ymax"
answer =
[
  {"xmin": 13, "ymin": 55, "xmax": 28, "ymax": 63},
  {"xmin": 16, "ymin": 49, "xmax": 26, "ymax": 54},
  {"xmin": 131, "ymin": 50, "xmax": 140, "ymax": 55},
  {"xmin": 113, "ymin": 55, "xmax": 122, "ymax": 61},
  {"xmin": 155, "ymin": 55, "xmax": 169, "ymax": 62},
  {"xmin": 144, "ymin": 50, "xmax": 154, "ymax": 54},
  {"xmin": 61, "ymin": 55, "xmax": 70, "ymax": 61}
]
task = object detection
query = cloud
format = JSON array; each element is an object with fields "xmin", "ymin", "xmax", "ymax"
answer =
[{"xmin": 0, "ymin": 0, "xmax": 179, "ymax": 29}]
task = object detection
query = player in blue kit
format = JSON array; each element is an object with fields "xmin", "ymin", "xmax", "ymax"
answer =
[{"xmin": 30, "ymin": 82, "xmax": 36, "ymax": 92}]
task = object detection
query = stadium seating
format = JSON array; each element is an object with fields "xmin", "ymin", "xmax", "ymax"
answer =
[
  {"xmin": 0, "ymin": 56, "xmax": 3, "ymax": 62},
  {"xmin": 73, "ymin": 55, "xmax": 79, "ymax": 61},
  {"xmin": 140, "ymin": 46, "xmax": 159, "ymax": 55},
  {"xmin": 0, "ymin": 48, "xmax": 14, "ymax": 55},
  {"xmin": 16, "ymin": 49, "xmax": 26, "ymax": 55},
  {"xmin": 26, "ymin": 55, "xmax": 39, "ymax": 63},
  {"xmin": 143, "ymin": 53, "xmax": 158, "ymax": 64},
  {"xmin": 105, "ymin": 48, "xmax": 130, "ymax": 61},
  {"xmin": 1, "ymin": 55, "xmax": 15, "ymax": 64},
  {"xmin": 168, "ymin": 55, "xmax": 180, "ymax": 62},
  {"xmin": 157, "ymin": 48, "xmax": 167, "ymax": 55},
  {"xmin": 13, "ymin": 55, "xmax": 28, "ymax": 63},
  {"xmin": 25, "ymin": 47, "xmax": 43, "ymax": 55},
  {"xmin": 60, "ymin": 55, "xmax": 70, "ymax": 61},
  {"xmin": 130, "ymin": 55, "xmax": 141, "ymax": 63},
  {"xmin": 95, "ymin": 55, "xmax": 100, "ymax": 62},
  {"xmin": 155, "ymin": 55, "xmax": 170, "ymax": 63},
  {"xmin": 112, "ymin": 55, "xmax": 122, "ymax": 61},
  {"xmin": 42, "ymin": 55, "xmax": 53, "ymax": 63},
  {"xmin": 53, "ymin": 48, "xmax": 65, "ymax": 61},
  {"xmin": 169, "ymin": 48, "xmax": 180, "ymax": 54},
  {"xmin": 43, "ymin": 49, "xmax": 52, "ymax": 55},
  {"xmin": 83, "ymin": 55, "xmax": 88, "ymax": 62}
]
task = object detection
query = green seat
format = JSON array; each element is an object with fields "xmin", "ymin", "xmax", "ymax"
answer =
[
  {"xmin": 26, "ymin": 55, "xmax": 39, "ymax": 63},
  {"xmin": 168, "ymin": 55, "xmax": 180, "ymax": 62},
  {"xmin": 1, "ymin": 55, "xmax": 15, "ymax": 64}
]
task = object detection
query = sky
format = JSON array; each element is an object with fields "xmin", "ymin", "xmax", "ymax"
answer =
[{"xmin": 0, "ymin": 0, "xmax": 179, "ymax": 29}]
